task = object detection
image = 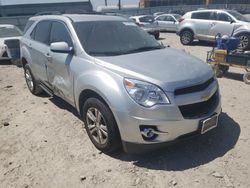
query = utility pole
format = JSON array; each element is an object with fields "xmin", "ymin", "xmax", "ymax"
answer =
[
  {"xmin": 118, "ymin": 0, "xmax": 121, "ymax": 10},
  {"xmin": 105, "ymin": 0, "xmax": 107, "ymax": 6}
]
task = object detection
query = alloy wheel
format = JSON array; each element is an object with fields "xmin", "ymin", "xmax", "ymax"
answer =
[
  {"xmin": 86, "ymin": 107, "xmax": 108, "ymax": 145},
  {"xmin": 25, "ymin": 68, "xmax": 34, "ymax": 91},
  {"xmin": 239, "ymin": 35, "xmax": 249, "ymax": 49}
]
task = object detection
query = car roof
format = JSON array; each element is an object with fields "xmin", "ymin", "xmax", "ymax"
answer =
[
  {"xmin": 190, "ymin": 9, "xmax": 229, "ymax": 13},
  {"xmin": 29, "ymin": 14, "xmax": 128, "ymax": 22},
  {"xmin": 130, "ymin": 15, "xmax": 153, "ymax": 19},
  {"xmin": 0, "ymin": 24, "xmax": 16, "ymax": 28}
]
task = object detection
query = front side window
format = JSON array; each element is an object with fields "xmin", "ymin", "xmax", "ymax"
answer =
[
  {"xmin": 74, "ymin": 21, "xmax": 163, "ymax": 56},
  {"xmin": 217, "ymin": 13, "xmax": 233, "ymax": 22},
  {"xmin": 50, "ymin": 22, "xmax": 73, "ymax": 47},
  {"xmin": 165, "ymin": 16, "xmax": 175, "ymax": 22},
  {"xmin": 33, "ymin": 21, "xmax": 51, "ymax": 44},
  {"xmin": 156, "ymin": 16, "xmax": 165, "ymax": 21}
]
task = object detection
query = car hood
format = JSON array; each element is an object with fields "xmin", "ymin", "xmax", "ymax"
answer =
[{"xmin": 95, "ymin": 48, "xmax": 214, "ymax": 92}]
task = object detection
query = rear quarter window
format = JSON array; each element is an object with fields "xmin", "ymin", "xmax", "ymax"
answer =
[{"xmin": 23, "ymin": 20, "xmax": 35, "ymax": 33}]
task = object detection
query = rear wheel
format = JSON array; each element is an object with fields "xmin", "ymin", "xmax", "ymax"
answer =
[
  {"xmin": 237, "ymin": 33, "xmax": 250, "ymax": 50},
  {"xmin": 180, "ymin": 30, "xmax": 194, "ymax": 45},
  {"xmin": 82, "ymin": 98, "xmax": 121, "ymax": 153},
  {"xmin": 154, "ymin": 32, "xmax": 160, "ymax": 40},
  {"xmin": 243, "ymin": 72, "xmax": 250, "ymax": 85},
  {"xmin": 24, "ymin": 64, "xmax": 43, "ymax": 95}
]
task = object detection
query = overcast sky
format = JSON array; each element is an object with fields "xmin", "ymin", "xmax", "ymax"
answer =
[{"xmin": 0, "ymin": 0, "xmax": 140, "ymax": 9}]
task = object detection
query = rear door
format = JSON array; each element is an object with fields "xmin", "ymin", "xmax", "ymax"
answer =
[
  {"xmin": 29, "ymin": 20, "xmax": 51, "ymax": 82},
  {"xmin": 46, "ymin": 21, "xmax": 74, "ymax": 103},
  {"xmin": 209, "ymin": 11, "xmax": 235, "ymax": 38},
  {"xmin": 191, "ymin": 11, "xmax": 214, "ymax": 40}
]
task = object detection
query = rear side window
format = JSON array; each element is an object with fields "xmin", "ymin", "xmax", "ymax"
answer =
[
  {"xmin": 50, "ymin": 22, "xmax": 73, "ymax": 47},
  {"xmin": 33, "ymin": 21, "xmax": 51, "ymax": 45},
  {"xmin": 191, "ymin": 12, "xmax": 213, "ymax": 20},
  {"xmin": 139, "ymin": 16, "xmax": 155, "ymax": 23}
]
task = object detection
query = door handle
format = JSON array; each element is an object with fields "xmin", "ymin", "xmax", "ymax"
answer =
[{"xmin": 45, "ymin": 53, "xmax": 52, "ymax": 61}]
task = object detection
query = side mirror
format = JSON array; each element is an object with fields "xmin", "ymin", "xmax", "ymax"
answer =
[
  {"xmin": 230, "ymin": 20, "xmax": 235, "ymax": 24},
  {"xmin": 50, "ymin": 42, "xmax": 73, "ymax": 54}
]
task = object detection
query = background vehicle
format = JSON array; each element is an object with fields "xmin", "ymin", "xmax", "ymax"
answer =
[
  {"xmin": 0, "ymin": 24, "xmax": 22, "ymax": 64},
  {"xmin": 153, "ymin": 12, "xmax": 165, "ymax": 17},
  {"xmin": 21, "ymin": 14, "xmax": 221, "ymax": 153},
  {"xmin": 177, "ymin": 9, "xmax": 250, "ymax": 50},
  {"xmin": 130, "ymin": 15, "xmax": 161, "ymax": 39},
  {"xmin": 155, "ymin": 14, "xmax": 181, "ymax": 32}
]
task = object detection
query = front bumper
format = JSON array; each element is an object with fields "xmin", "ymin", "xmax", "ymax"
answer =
[{"xmin": 112, "ymin": 81, "xmax": 221, "ymax": 153}]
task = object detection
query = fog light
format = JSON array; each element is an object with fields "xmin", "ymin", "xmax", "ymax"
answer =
[
  {"xmin": 140, "ymin": 125, "xmax": 169, "ymax": 141},
  {"xmin": 140, "ymin": 126, "xmax": 158, "ymax": 141}
]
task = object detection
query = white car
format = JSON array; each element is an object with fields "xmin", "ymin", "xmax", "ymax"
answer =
[
  {"xmin": 130, "ymin": 15, "xmax": 161, "ymax": 39},
  {"xmin": 155, "ymin": 14, "xmax": 182, "ymax": 32},
  {"xmin": 0, "ymin": 24, "xmax": 22, "ymax": 62}
]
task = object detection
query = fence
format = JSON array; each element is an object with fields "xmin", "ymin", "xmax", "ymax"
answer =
[{"xmin": 102, "ymin": 4, "xmax": 250, "ymax": 15}]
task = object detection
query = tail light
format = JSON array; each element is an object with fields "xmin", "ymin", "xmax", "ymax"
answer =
[{"xmin": 179, "ymin": 18, "xmax": 185, "ymax": 23}]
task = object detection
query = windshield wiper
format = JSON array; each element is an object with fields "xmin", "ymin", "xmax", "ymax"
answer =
[
  {"xmin": 88, "ymin": 52, "xmax": 124, "ymax": 56},
  {"xmin": 123, "ymin": 45, "xmax": 165, "ymax": 54}
]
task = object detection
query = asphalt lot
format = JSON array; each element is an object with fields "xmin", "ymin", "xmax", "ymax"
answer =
[{"xmin": 0, "ymin": 32, "xmax": 250, "ymax": 188}]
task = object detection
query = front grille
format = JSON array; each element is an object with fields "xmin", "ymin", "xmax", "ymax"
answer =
[
  {"xmin": 179, "ymin": 91, "xmax": 218, "ymax": 119},
  {"xmin": 175, "ymin": 77, "xmax": 214, "ymax": 96}
]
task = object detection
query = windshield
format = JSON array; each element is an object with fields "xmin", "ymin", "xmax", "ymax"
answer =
[
  {"xmin": 173, "ymin": 14, "xmax": 181, "ymax": 20},
  {"xmin": 0, "ymin": 27, "xmax": 22, "ymax": 38},
  {"xmin": 74, "ymin": 21, "xmax": 163, "ymax": 56},
  {"xmin": 226, "ymin": 10, "xmax": 249, "ymax": 22}
]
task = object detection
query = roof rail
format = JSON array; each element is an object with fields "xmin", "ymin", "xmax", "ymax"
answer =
[
  {"xmin": 35, "ymin": 11, "xmax": 61, "ymax": 16},
  {"xmin": 65, "ymin": 9, "xmax": 105, "ymax": 15}
]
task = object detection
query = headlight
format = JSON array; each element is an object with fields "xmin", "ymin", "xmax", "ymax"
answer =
[{"xmin": 124, "ymin": 78, "xmax": 170, "ymax": 107}]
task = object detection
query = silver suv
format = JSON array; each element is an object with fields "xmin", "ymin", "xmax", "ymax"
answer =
[
  {"xmin": 177, "ymin": 9, "xmax": 250, "ymax": 50},
  {"xmin": 21, "ymin": 14, "xmax": 221, "ymax": 153}
]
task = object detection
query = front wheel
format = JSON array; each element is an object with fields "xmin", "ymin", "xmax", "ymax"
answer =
[
  {"xmin": 82, "ymin": 98, "xmax": 121, "ymax": 153},
  {"xmin": 237, "ymin": 33, "xmax": 250, "ymax": 51},
  {"xmin": 180, "ymin": 30, "xmax": 194, "ymax": 45},
  {"xmin": 24, "ymin": 64, "xmax": 43, "ymax": 95}
]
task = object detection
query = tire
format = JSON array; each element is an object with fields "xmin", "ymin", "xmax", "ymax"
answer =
[
  {"xmin": 243, "ymin": 72, "xmax": 250, "ymax": 85},
  {"xmin": 154, "ymin": 32, "xmax": 160, "ymax": 40},
  {"xmin": 180, "ymin": 30, "xmax": 194, "ymax": 45},
  {"xmin": 24, "ymin": 64, "xmax": 43, "ymax": 95},
  {"xmin": 212, "ymin": 64, "xmax": 223, "ymax": 78},
  {"xmin": 219, "ymin": 65, "xmax": 229, "ymax": 74},
  {"xmin": 237, "ymin": 33, "xmax": 250, "ymax": 51},
  {"xmin": 82, "ymin": 98, "xmax": 121, "ymax": 153}
]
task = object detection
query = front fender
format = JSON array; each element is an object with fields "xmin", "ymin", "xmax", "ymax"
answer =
[{"xmin": 74, "ymin": 69, "xmax": 127, "ymax": 114}]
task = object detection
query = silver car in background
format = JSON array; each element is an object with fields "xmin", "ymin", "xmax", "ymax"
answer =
[
  {"xmin": 155, "ymin": 14, "xmax": 181, "ymax": 32},
  {"xmin": 0, "ymin": 24, "xmax": 22, "ymax": 63},
  {"xmin": 177, "ymin": 9, "xmax": 250, "ymax": 50},
  {"xmin": 21, "ymin": 14, "xmax": 221, "ymax": 153},
  {"xmin": 130, "ymin": 15, "xmax": 161, "ymax": 39}
]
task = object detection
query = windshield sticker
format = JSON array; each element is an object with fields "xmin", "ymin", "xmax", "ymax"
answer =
[{"xmin": 123, "ymin": 22, "xmax": 137, "ymax": 26}]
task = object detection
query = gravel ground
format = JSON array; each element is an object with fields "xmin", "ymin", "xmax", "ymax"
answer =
[{"xmin": 0, "ymin": 32, "xmax": 250, "ymax": 188}]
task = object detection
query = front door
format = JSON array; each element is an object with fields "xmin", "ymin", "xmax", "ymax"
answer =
[
  {"xmin": 46, "ymin": 21, "xmax": 75, "ymax": 104},
  {"xmin": 209, "ymin": 12, "xmax": 235, "ymax": 39}
]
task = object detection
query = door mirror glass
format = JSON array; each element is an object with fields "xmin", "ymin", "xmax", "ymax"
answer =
[{"xmin": 50, "ymin": 42, "xmax": 73, "ymax": 54}]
